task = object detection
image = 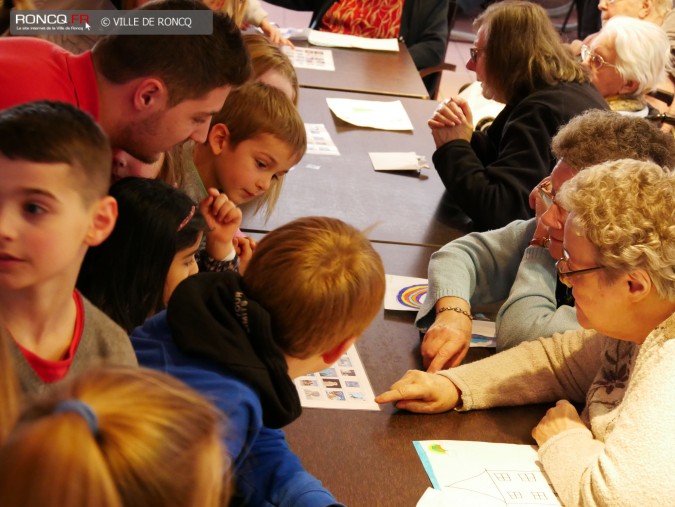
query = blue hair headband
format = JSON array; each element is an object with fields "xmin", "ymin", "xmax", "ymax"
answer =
[{"xmin": 53, "ymin": 400, "xmax": 100, "ymax": 438}]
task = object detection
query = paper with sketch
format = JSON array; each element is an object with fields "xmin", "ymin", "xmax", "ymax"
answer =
[
  {"xmin": 326, "ymin": 98, "xmax": 413, "ymax": 131},
  {"xmin": 305, "ymin": 123, "xmax": 340, "ymax": 156},
  {"xmin": 294, "ymin": 344, "xmax": 379, "ymax": 411},
  {"xmin": 384, "ymin": 274, "xmax": 496, "ymax": 347},
  {"xmin": 369, "ymin": 152, "xmax": 428, "ymax": 172},
  {"xmin": 414, "ymin": 440, "xmax": 560, "ymax": 506},
  {"xmin": 282, "ymin": 45, "xmax": 335, "ymax": 71},
  {"xmin": 308, "ymin": 29, "xmax": 399, "ymax": 51}
]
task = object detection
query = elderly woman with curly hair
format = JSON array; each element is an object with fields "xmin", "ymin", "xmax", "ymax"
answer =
[
  {"xmin": 430, "ymin": 1, "xmax": 607, "ymax": 231},
  {"xmin": 378, "ymin": 158, "xmax": 675, "ymax": 506}
]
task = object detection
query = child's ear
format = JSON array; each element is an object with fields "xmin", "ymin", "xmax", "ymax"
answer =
[
  {"xmin": 85, "ymin": 196, "xmax": 118, "ymax": 246},
  {"xmin": 207, "ymin": 123, "xmax": 230, "ymax": 155},
  {"xmin": 321, "ymin": 336, "xmax": 357, "ymax": 366},
  {"xmin": 133, "ymin": 78, "xmax": 168, "ymax": 113}
]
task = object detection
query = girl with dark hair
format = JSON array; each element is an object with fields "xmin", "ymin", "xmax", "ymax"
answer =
[{"xmin": 77, "ymin": 177, "xmax": 238, "ymax": 333}]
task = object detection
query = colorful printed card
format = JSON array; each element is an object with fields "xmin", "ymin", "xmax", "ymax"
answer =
[{"xmin": 294, "ymin": 344, "xmax": 379, "ymax": 411}]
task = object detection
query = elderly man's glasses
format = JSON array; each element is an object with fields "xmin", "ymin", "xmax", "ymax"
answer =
[
  {"xmin": 580, "ymin": 44, "xmax": 617, "ymax": 71},
  {"xmin": 537, "ymin": 177, "xmax": 555, "ymax": 210},
  {"xmin": 555, "ymin": 248, "xmax": 607, "ymax": 288},
  {"xmin": 469, "ymin": 47, "xmax": 483, "ymax": 63}
]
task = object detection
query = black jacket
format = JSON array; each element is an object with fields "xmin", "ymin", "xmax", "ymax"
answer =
[{"xmin": 433, "ymin": 81, "xmax": 608, "ymax": 231}]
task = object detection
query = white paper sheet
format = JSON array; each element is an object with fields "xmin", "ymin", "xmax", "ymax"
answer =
[
  {"xmin": 415, "ymin": 440, "xmax": 561, "ymax": 506},
  {"xmin": 326, "ymin": 98, "xmax": 413, "ymax": 131},
  {"xmin": 282, "ymin": 45, "xmax": 335, "ymax": 71},
  {"xmin": 294, "ymin": 345, "xmax": 379, "ymax": 411},
  {"xmin": 308, "ymin": 29, "xmax": 399, "ymax": 51}
]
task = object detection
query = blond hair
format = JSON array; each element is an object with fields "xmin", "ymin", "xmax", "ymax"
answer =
[
  {"xmin": 209, "ymin": 81, "xmax": 306, "ymax": 220},
  {"xmin": 0, "ymin": 367, "xmax": 229, "ymax": 507},
  {"xmin": 557, "ymin": 159, "xmax": 675, "ymax": 300},
  {"xmin": 220, "ymin": 0, "xmax": 247, "ymax": 26},
  {"xmin": 244, "ymin": 33, "xmax": 299, "ymax": 105},
  {"xmin": 475, "ymin": 1, "xmax": 588, "ymax": 101},
  {"xmin": 243, "ymin": 217, "xmax": 385, "ymax": 357}
]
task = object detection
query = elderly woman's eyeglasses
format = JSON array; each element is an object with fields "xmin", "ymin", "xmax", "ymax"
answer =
[
  {"xmin": 537, "ymin": 177, "xmax": 555, "ymax": 210},
  {"xmin": 469, "ymin": 47, "xmax": 483, "ymax": 63},
  {"xmin": 580, "ymin": 44, "xmax": 617, "ymax": 71},
  {"xmin": 555, "ymin": 248, "xmax": 607, "ymax": 288}
]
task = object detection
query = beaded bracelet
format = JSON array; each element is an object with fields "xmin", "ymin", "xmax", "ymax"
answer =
[{"xmin": 437, "ymin": 306, "xmax": 473, "ymax": 320}]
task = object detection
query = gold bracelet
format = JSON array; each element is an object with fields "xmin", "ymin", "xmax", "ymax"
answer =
[
  {"xmin": 529, "ymin": 236, "xmax": 550, "ymax": 248},
  {"xmin": 437, "ymin": 306, "xmax": 473, "ymax": 320}
]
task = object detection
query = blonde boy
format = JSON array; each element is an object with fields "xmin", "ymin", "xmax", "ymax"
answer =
[
  {"xmin": 132, "ymin": 216, "xmax": 385, "ymax": 507},
  {"xmin": 191, "ymin": 81, "xmax": 306, "ymax": 219},
  {"xmin": 0, "ymin": 101, "xmax": 137, "ymax": 395}
]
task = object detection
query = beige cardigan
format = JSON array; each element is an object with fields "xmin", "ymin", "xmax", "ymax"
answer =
[{"xmin": 440, "ymin": 312, "xmax": 675, "ymax": 506}]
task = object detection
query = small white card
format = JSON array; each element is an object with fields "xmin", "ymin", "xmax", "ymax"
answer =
[{"xmin": 369, "ymin": 152, "xmax": 427, "ymax": 172}]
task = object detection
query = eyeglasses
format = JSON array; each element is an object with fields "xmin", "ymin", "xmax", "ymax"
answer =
[
  {"xmin": 580, "ymin": 44, "xmax": 617, "ymax": 71},
  {"xmin": 555, "ymin": 248, "xmax": 607, "ymax": 288},
  {"xmin": 469, "ymin": 47, "xmax": 483, "ymax": 63},
  {"xmin": 537, "ymin": 177, "xmax": 555, "ymax": 210}
]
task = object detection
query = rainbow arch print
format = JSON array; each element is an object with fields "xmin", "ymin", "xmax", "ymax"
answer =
[{"xmin": 396, "ymin": 284, "xmax": 428, "ymax": 310}]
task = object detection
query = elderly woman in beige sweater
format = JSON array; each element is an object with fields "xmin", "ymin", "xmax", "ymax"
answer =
[{"xmin": 377, "ymin": 159, "xmax": 675, "ymax": 506}]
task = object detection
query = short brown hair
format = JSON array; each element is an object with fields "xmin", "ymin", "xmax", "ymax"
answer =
[
  {"xmin": 243, "ymin": 217, "xmax": 385, "ymax": 358},
  {"xmin": 244, "ymin": 33, "xmax": 299, "ymax": 105},
  {"xmin": 551, "ymin": 110, "xmax": 675, "ymax": 170},
  {"xmin": 92, "ymin": 0, "xmax": 251, "ymax": 106},
  {"xmin": 475, "ymin": 1, "xmax": 587, "ymax": 101},
  {"xmin": 210, "ymin": 81, "xmax": 306, "ymax": 218},
  {"xmin": 0, "ymin": 101, "xmax": 112, "ymax": 203}
]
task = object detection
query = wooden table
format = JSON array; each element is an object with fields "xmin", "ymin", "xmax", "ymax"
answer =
[
  {"xmin": 293, "ymin": 41, "xmax": 429, "ymax": 100},
  {"xmin": 284, "ymin": 242, "xmax": 551, "ymax": 507},
  {"xmin": 241, "ymin": 87, "xmax": 472, "ymax": 247}
]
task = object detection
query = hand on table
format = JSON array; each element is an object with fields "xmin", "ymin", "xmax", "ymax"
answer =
[
  {"xmin": 375, "ymin": 369, "xmax": 460, "ymax": 413},
  {"xmin": 422, "ymin": 307, "xmax": 473, "ymax": 372},
  {"xmin": 234, "ymin": 236, "xmax": 257, "ymax": 274},
  {"xmin": 428, "ymin": 96, "xmax": 474, "ymax": 148},
  {"xmin": 199, "ymin": 188, "xmax": 242, "ymax": 261},
  {"xmin": 532, "ymin": 399, "xmax": 589, "ymax": 446},
  {"xmin": 260, "ymin": 18, "xmax": 294, "ymax": 48}
]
